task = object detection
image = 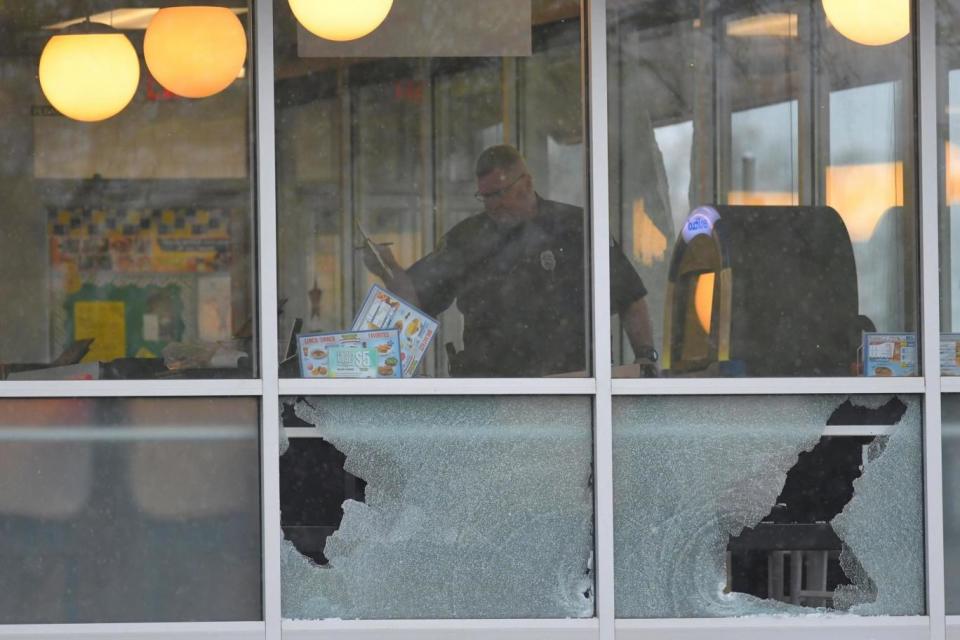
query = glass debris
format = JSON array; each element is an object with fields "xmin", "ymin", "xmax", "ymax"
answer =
[
  {"xmin": 281, "ymin": 396, "xmax": 594, "ymax": 620},
  {"xmin": 612, "ymin": 395, "xmax": 924, "ymax": 618}
]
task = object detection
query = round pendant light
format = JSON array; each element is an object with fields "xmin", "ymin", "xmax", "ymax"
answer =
[
  {"xmin": 39, "ymin": 22, "xmax": 140, "ymax": 123},
  {"xmin": 822, "ymin": 0, "xmax": 910, "ymax": 46},
  {"xmin": 288, "ymin": 0, "xmax": 394, "ymax": 42},
  {"xmin": 144, "ymin": 6, "xmax": 247, "ymax": 99}
]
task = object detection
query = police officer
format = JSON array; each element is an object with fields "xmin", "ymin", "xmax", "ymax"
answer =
[{"xmin": 364, "ymin": 144, "xmax": 657, "ymax": 377}]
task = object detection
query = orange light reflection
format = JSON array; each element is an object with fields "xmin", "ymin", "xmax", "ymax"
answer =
[
  {"xmin": 825, "ymin": 162, "xmax": 903, "ymax": 242},
  {"xmin": 631, "ymin": 198, "xmax": 668, "ymax": 267},
  {"xmin": 694, "ymin": 273, "xmax": 715, "ymax": 334}
]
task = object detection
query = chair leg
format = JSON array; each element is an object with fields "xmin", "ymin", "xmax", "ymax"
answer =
[
  {"xmin": 768, "ymin": 550, "xmax": 786, "ymax": 601},
  {"xmin": 790, "ymin": 551, "xmax": 804, "ymax": 605}
]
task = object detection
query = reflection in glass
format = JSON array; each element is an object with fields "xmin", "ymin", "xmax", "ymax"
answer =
[
  {"xmin": 613, "ymin": 395, "xmax": 924, "ymax": 618},
  {"xmin": 939, "ymin": 1, "xmax": 960, "ymax": 374},
  {"xmin": 0, "ymin": 398, "xmax": 262, "ymax": 623},
  {"xmin": 945, "ymin": 396, "xmax": 960, "ymax": 612},
  {"xmin": 276, "ymin": 1, "xmax": 650, "ymax": 378},
  {"xmin": 279, "ymin": 396, "xmax": 593, "ymax": 619},
  {"xmin": 729, "ymin": 101, "xmax": 799, "ymax": 207},
  {"xmin": 608, "ymin": 1, "xmax": 918, "ymax": 377},
  {"xmin": 0, "ymin": 2, "xmax": 257, "ymax": 381},
  {"xmin": 830, "ymin": 82, "xmax": 911, "ymax": 336}
]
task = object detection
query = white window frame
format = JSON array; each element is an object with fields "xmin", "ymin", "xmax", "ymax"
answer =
[{"xmin": 0, "ymin": 1, "xmax": 951, "ymax": 639}]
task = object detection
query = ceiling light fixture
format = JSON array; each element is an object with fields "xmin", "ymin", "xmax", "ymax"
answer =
[
  {"xmin": 288, "ymin": 0, "xmax": 394, "ymax": 42},
  {"xmin": 726, "ymin": 13, "xmax": 799, "ymax": 39},
  {"xmin": 144, "ymin": 6, "xmax": 247, "ymax": 99},
  {"xmin": 822, "ymin": 0, "xmax": 910, "ymax": 46},
  {"xmin": 38, "ymin": 20, "xmax": 140, "ymax": 122}
]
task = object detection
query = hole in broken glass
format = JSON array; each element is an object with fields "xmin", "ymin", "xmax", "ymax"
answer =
[
  {"xmin": 279, "ymin": 396, "xmax": 595, "ymax": 620},
  {"xmin": 726, "ymin": 397, "xmax": 906, "ymax": 610},
  {"xmin": 280, "ymin": 398, "xmax": 367, "ymax": 565}
]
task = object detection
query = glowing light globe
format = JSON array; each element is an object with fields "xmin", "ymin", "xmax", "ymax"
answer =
[
  {"xmin": 822, "ymin": 0, "xmax": 910, "ymax": 46},
  {"xmin": 144, "ymin": 6, "xmax": 247, "ymax": 99},
  {"xmin": 39, "ymin": 26, "xmax": 140, "ymax": 122},
  {"xmin": 288, "ymin": 0, "xmax": 394, "ymax": 42}
]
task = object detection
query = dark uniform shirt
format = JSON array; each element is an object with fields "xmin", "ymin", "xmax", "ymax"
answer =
[{"xmin": 407, "ymin": 197, "xmax": 647, "ymax": 377}]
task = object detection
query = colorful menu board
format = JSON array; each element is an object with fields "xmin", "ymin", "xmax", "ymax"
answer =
[
  {"xmin": 942, "ymin": 333, "xmax": 960, "ymax": 376},
  {"xmin": 298, "ymin": 329, "xmax": 402, "ymax": 378},
  {"xmin": 863, "ymin": 333, "xmax": 917, "ymax": 377},
  {"xmin": 352, "ymin": 284, "xmax": 438, "ymax": 378}
]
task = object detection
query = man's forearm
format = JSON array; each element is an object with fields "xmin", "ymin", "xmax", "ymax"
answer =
[
  {"xmin": 383, "ymin": 270, "xmax": 420, "ymax": 307},
  {"xmin": 363, "ymin": 244, "xmax": 422, "ymax": 306},
  {"xmin": 621, "ymin": 298, "xmax": 655, "ymax": 356}
]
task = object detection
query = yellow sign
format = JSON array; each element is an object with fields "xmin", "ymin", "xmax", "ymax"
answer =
[{"xmin": 75, "ymin": 301, "xmax": 126, "ymax": 362}]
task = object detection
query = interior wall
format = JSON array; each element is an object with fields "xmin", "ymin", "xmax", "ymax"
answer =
[
  {"xmin": 0, "ymin": 59, "xmax": 48, "ymax": 362},
  {"xmin": 33, "ymin": 77, "xmax": 249, "ymax": 180}
]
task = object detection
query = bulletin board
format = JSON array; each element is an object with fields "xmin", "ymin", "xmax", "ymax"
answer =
[{"xmin": 47, "ymin": 206, "xmax": 234, "ymax": 361}]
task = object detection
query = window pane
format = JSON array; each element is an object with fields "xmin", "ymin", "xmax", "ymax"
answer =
[
  {"xmin": 939, "ymin": 0, "xmax": 960, "ymax": 374},
  {"xmin": 608, "ymin": 1, "xmax": 919, "ymax": 378},
  {"xmin": 0, "ymin": 3, "xmax": 257, "ymax": 381},
  {"xmin": 943, "ymin": 396, "xmax": 960, "ymax": 612},
  {"xmin": 0, "ymin": 398, "xmax": 262, "ymax": 623},
  {"xmin": 275, "ymin": 1, "xmax": 599, "ymax": 379},
  {"xmin": 280, "ymin": 396, "xmax": 593, "ymax": 619},
  {"xmin": 613, "ymin": 395, "xmax": 924, "ymax": 618}
]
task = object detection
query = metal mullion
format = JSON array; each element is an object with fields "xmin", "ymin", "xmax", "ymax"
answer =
[
  {"xmin": 796, "ymin": 2, "xmax": 815, "ymax": 206},
  {"xmin": 0, "ymin": 622, "xmax": 265, "ymax": 639},
  {"xmin": 586, "ymin": 0, "xmax": 615, "ymax": 638},
  {"xmin": 918, "ymin": 1, "xmax": 947, "ymax": 638},
  {"xmin": 283, "ymin": 619, "xmax": 599, "ymax": 636},
  {"xmin": 254, "ymin": 1, "xmax": 282, "ymax": 638},
  {"xmin": 616, "ymin": 616, "xmax": 930, "ymax": 640},
  {"xmin": 611, "ymin": 377, "xmax": 925, "ymax": 396},
  {"xmin": 279, "ymin": 378, "xmax": 596, "ymax": 396},
  {"xmin": 0, "ymin": 380, "xmax": 263, "ymax": 398},
  {"xmin": 948, "ymin": 615, "xmax": 960, "ymax": 639}
]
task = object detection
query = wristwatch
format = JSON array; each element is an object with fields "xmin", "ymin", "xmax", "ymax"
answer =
[{"xmin": 634, "ymin": 345, "xmax": 659, "ymax": 363}]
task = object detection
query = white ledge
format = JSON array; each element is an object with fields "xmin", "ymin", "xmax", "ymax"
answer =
[
  {"xmin": 0, "ymin": 380, "xmax": 263, "ymax": 398},
  {"xmin": 612, "ymin": 377, "xmax": 925, "ymax": 396},
  {"xmin": 279, "ymin": 378, "xmax": 596, "ymax": 396},
  {"xmin": 0, "ymin": 622, "xmax": 264, "ymax": 639},
  {"xmin": 283, "ymin": 619, "xmax": 596, "ymax": 640},
  {"xmin": 616, "ymin": 616, "xmax": 928, "ymax": 640}
]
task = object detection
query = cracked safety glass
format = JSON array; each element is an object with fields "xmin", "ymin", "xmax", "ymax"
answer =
[
  {"xmin": 613, "ymin": 395, "xmax": 924, "ymax": 618},
  {"xmin": 279, "ymin": 396, "xmax": 594, "ymax": 619}
]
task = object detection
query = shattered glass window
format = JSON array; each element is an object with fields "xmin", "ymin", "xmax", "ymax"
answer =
[
  {"xmin": 612, "ymin": 395, "xmax": 924, "ymax": 618},
  {"xmin": 279, "ymin": 396, "xmax": 594, "ymax": 619}
]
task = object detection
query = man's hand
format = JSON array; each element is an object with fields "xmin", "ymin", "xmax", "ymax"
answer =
[
  {"xmin": 359, "ymin": 244, "xmax": 421, "ymax": 306},
  {"xmin": 633, "ymin": 356, "xmax": 660, "ymax": 378},
  {"xmin": 360, "ymin": 243, "xmax": 400, "ymax": 282}
]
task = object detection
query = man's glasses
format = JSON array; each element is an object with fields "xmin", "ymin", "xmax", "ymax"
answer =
[{"xmin": 474, "ymin": 173, "xmax": 526, "ymax": 202}]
